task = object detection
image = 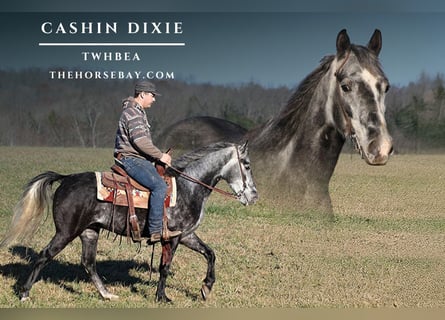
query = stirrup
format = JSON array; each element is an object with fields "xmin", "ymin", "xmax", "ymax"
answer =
[
  {"xmin": 162, "ymin": 230, "xmax": 182, "ymax": 241},
  {"xmin": 147, "ymin": 233, "xmax": 161, "ymax": 245},
  {"xmin": 131, "ymin": 229, "xmax": 142, "ymax": 242}
]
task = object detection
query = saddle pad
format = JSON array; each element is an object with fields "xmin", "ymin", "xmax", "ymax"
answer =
[
  {"xmin": 95, "ymin": 172, "xmax": 149, "ymax": 208},
  {"xmin": 95, "ymin": 172, "xmax": 177, "ymax": 208}
]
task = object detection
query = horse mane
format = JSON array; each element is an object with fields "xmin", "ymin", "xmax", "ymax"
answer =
[
  {"xmin": 284, "ymin": 55, "xmax": 335, "ymax": 120},
  {"xmin": 168, "ymin": 141, "xmax": 235, "ymax": 175},
  {"xmin": 253, "ymin": 55, "xmax": 335, "ymax": 150}
]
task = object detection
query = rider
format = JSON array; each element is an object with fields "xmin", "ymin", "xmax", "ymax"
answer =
[{"xmin": 114, "ymin": 80, "xmax": 181, "ymax": 243}]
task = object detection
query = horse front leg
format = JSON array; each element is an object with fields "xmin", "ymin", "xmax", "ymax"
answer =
[
  {"xmin": 80, "ymin": 228, "xmax": 118, "ymax": 301},
  {"xmin": 179, "ymin": 232, "xmax": 216, "ymax": 301},
  {"xmin": 155, "ymin": 238, "xmax": 179, "ymax": 303}
]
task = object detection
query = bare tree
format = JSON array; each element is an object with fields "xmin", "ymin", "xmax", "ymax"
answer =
[
  {"xmin": 86, "ymin": 108, "xmax": 102, "ymax": 148},
  {"xmin": 433, "ymin": 75, "xmax": 445, "ymax": 121},
  {"xmin": 72, "ymin": 115, "xmax": 86, "ymax": 148}
]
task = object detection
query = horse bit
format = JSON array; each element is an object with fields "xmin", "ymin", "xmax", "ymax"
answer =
[{"xmin": 334, "ymin": 49, "xmax": 364, "ymax": 158}]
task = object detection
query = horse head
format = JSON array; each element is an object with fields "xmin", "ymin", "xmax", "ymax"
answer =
[
  {"xmin": 222, "ymin": 141, "xmax": 258, "ymax": 205},
  {"xmin": 334, "ymin": 29, "xmax": 393, "ymax": 165}
]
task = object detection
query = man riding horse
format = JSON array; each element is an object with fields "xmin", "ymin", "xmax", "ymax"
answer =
[{"xmin": 114, "ymin": 80, "xmax": 181, "ymax": 243}]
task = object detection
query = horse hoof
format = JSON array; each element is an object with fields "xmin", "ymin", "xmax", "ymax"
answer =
[
  {"xmin": 20, "ymin": 292, "xmax": 30, "ymax": 302},
  {"xmin": 201, "ymin": 284, "xmax": 211, "ymax": 301},
  {"xmin": 156, "ymin": 295, "xmax": 172, "ymax": 303},
  {"xmin": 103, "ymin": 293, "xmax": 119, "ymax": 301}
]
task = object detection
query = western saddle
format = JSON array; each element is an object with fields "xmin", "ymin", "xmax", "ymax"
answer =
[{"xmin": 101, "ymin": 163, "xmax": 173, "ymax": 242}]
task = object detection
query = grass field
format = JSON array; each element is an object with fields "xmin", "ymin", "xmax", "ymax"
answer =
[{"xmin": 0, "ymin": 146, "xmax": 444, "ymax": 308}]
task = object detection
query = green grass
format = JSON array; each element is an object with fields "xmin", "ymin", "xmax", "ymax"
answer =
[{"xmin": 0, "ymin": 147, "xmax": 445, "ymax": 307}]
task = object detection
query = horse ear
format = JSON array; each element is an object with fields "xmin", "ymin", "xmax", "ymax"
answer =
[
  {"xmin": 239, "ymin": 141, "xmax": 249, "ymax": 155},
  {"xmin": 367, "ymin": 29, "xmax": 382, "ymax": 56},
  {"xmin": 336, "ymin": 29, "xmax": 350, "ymax": 56}
]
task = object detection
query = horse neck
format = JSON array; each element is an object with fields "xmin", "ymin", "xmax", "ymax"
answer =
[
  {"xmin": 252, "ymin": 57, "xmax": 346, "ymax": 178},
  {"xmin": 180, "ymin": 148, "xmax": 233, "ymax": 196}
]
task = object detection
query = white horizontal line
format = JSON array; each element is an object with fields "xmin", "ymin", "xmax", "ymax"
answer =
[{"xmin": 38, "ymin": 42, "xmax": 186, "ymax": 47}]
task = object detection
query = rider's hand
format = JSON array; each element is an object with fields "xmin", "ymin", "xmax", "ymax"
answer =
[{"xmin": 160, "ymin": 153, "xmax": 172, "ymax": 166}]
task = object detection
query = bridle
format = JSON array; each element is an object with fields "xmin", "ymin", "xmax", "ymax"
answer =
[
  {"xmin": 333, "ymin": 49, "xmax": 364, "ymax": 158},
  {"xmin": 234, "ymin": 146, "xmax": 248, "ymax": 198},
  {"xmin": 334, "ymin": 49, "xmax": 353, "ymax": 137},
  {"xmin": 166, "ymin": 146, "xmax": 248, "ymax": 201}
]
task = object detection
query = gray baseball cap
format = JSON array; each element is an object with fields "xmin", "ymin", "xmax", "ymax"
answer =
[{"xmin": 134, "ymin": 80, "xmax": 161, "ymax": 96}]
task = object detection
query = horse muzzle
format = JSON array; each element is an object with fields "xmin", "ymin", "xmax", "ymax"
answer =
[
  {"xmin": 238, "ymin": 189, "xmax": 259, "ymax": 206},
  {"xmin": 364, "ymin": 136, "xmax": 393, "ymax": 165}
]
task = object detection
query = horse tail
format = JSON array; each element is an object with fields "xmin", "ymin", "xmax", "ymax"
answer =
[{"xmin": 0, "ymin": 171, "xmax": 66, "ymax": 248}]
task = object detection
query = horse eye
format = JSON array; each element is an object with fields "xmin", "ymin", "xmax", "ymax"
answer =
[
  {"xmin": 385, "ymin": 84, "xmax": 390, "ymax": 93},
  {"xmin": 341, "ymin": 84, "xmax": 351, "ymax": 93}
]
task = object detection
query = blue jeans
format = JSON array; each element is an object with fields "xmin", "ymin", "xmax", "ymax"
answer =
[{"xmin": 120, "ymin": 157, "xmax": 167, "ymax": 235}]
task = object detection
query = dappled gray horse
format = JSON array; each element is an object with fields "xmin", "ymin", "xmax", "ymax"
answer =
[
  {"xmin": 1, "ymin": 142, "xmax": 258, "ymax": 302},
  {"xmin": 247, "ymin": 29, "xmax": 392, "ymax": 212}
]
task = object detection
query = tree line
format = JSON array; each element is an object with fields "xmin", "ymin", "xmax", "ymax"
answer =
[{"xmin": 0, "ymin": 68, "xmax": 444, "ymax": 153}]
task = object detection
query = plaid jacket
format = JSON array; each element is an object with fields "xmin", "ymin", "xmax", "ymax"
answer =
[{"xmin": 114, "ymin": 97, "xmax": 163, "ymax": 161}]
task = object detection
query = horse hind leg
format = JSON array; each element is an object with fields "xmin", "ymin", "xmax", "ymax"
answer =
[
  {"xmin": 20, "ymin": 233, "xmax": 73, "ymax": 301},
  {"xmin": 80, "ymin": 228, "xmax": 118, "ymax": 301},
  {"xmin": 179, "ymin": 233, "xmax": 216, "ymax": 301}
]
